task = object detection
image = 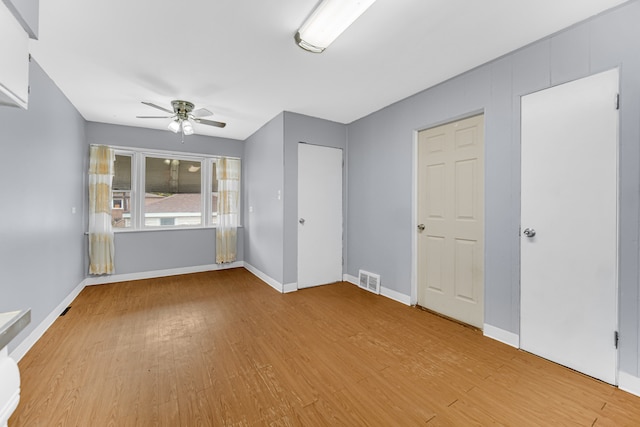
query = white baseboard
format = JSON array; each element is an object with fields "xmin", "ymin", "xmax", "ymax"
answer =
[
  {"xmin": 343, "ymin": 273, "xmax": 411, "ymax": 305},
  {"xmin": 380, "ymin": 286, "xmax": 412, "ymax": 306},
  {"xmin": 243, "ymin": 262, "xmax": 285, "ymax": 293},
  {"xmin": 483, "ymin": 324, "xmax": 520, "ymax": 348},
  {"xmin": 283, "ymin": 282, "xmax": 298, "ymax": 293},
  {"xmin": 10, "ymin": 279, "xmax": 86, "ymax": 362},
  {"xmin": 85, "ymin": 262, "xmax": 244, "ymax": 286},
  {"xmin": 343, "ymin": 274, "xmax": 358, "ymax": 285},
  {"xmin": 619, "ymin": 371, "xmax": 640, "ymax": 397}
]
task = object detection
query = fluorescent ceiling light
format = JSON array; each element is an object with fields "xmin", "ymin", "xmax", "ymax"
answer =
[{"xmin": 295, "ymin": 0, "xmax": 377, "ymax": 53}]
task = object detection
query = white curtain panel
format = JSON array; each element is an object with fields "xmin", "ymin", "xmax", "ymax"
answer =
[
  {"xmin": 216, "ymin": 157, "xmax": 240, "ymax": 264},
  {"xmin": 88, "ymin": 145, "xmax": 115, "ymax": 274}
]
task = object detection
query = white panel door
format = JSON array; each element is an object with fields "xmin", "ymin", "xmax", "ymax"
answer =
[
  {"xmin": 298, "ymin": 143, "xmax": 343, "ymax": 289},
  {"xmin": 521, "ymin": 69, "xmax": 619, "ymax": 384},
  {"xmin": 417, "ymin": 114, "xmax": 484, "ymax": 328}
]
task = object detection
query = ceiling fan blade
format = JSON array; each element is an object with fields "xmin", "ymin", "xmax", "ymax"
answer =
[
  {"xmin": 136, "ymin": 115, "xmax": 173, "ymax": 119},
  {"xmin": 192, "ymin": 108, "xmax": 213, "ymax": 118},
  {"xmin": 194, "ymin": 118, "xmax": 226, "ymax": 128},
  {"xmin": 141, "ymin": 101, "xmax": 173, "ymax": 114}
]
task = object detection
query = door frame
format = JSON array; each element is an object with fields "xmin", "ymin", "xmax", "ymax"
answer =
[
  {"xmin": 411, "ymin": 110, "xmax": 486, "ymax": 309},
  {"xmin": 518, "ymin": 68, "xmax": 620, "ymax": 384}
]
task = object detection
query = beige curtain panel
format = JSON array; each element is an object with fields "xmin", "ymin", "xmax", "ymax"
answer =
[
  {"xmin": 88, "ymin": 145, "xmax": 115, "ymax": 274},
  {"xmin": 216, "ymin": 157, "xmax": 240, "ymax": 264}
]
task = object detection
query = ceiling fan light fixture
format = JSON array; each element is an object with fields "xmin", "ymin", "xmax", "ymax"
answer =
[
  {"xmin": 182, "ymin": 119, "xmax": 194, "ymax": 135},
  {"xmin": 296, "ymin": 0, "xmax": 377, "ymax": 53},
  {"xmin": 168, "ymin": 120, "xmax": 181, "ymax": 133},
  {"xmin": 139, "ymin": 100, "xmax": 226, "ymax": 136}
]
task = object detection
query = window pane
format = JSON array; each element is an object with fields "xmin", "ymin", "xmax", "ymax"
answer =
[
  {"xmin": 112, "ymin": 154, "xmax": 132, "ymax": 228},
  {"xmin": 144, "ymin": 157, "xmax": 202, "ymax": 227},
  {"xmin": 113, "ymin": 155, "xmax": 131, "ymax": 190}
]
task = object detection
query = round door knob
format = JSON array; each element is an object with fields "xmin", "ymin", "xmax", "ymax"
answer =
[
  {"xmin": 523, "ymin": 228, "xmax": 536, "ymax": 238},
  {"xmin": 299, "ymin": 218, "xmax": 305, "ymax": 225},
  {"xmin": 417, "ymin": 224, "xmax": 425, "ymax": 232}
]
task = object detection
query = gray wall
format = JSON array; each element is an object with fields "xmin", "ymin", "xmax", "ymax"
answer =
[
  {"xmin": 243, "ymin": 113, "xmax": 285, "ymax": 283},
  {"xmin": 86, "ymin": 122, "xmax": 244, "ymax": 275},
  {"xmin": 243, "ymin": 111, "xmax": 347, "ymax": 286},
  {"xmin": 113, "ymin": 228, "xmax": 243, "ymax": 275},
  {"xmin": 282, "ymin": 112, "xmax": 347, "ymax": 285},
  {"xmin": 87, "ymin": 122, "xmax": 243, "ymax": 158},
  {"xmin": 0, "ymin": 60, "xmax": 86, "ymax": 352},
  {"xmin": 346, "ymin": 1, "xmax": 640, "ymax": 376}
]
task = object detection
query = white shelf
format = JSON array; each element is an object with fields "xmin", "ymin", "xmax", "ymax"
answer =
[{"xmin": 0, "ymin": 0, "xmax": 29, "ymax": 109}]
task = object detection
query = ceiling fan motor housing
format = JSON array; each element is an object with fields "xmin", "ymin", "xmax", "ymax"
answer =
[{"xmin": 172, "ymin": 100, "xmax": 194, "ymax": 120}]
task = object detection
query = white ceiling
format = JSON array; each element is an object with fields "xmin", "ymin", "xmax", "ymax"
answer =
[{"xmin": 30, "ymin": 0, "xmax": 628, "ymax": 140}]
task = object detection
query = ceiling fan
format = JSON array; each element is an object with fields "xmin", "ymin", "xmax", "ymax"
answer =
[{"xmin": 137, "ymin": 100, "xmax": 226, "ymax": 136}]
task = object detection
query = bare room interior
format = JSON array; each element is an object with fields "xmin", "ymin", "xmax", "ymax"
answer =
[{"xmin": 2, "ymin": 0, "xmax": 640, "ymax": 425}]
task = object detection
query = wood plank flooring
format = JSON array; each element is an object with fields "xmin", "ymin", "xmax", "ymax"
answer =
[{"xmin": 10, "ymin": 268, "xmax": 640, "ymax": 426}]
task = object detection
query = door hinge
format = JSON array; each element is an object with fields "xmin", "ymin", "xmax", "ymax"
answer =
[
  {"xmin": 616, "ymin": 94, "xmax": 620, "ymax": 110},
  {"xmin": 615, "ymin": 331, "xmax": 619, "ymax": 349}
]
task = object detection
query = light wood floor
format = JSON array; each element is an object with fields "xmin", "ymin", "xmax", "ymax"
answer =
[{"xmin": 10, "ymin": 268, "xmax": 640, "ymax": 426}]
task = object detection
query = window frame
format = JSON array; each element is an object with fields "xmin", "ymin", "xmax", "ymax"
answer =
[
  {"xmin": 109, "ymin": 146, "xmax": 239, "ymax": 232},
  {"xmin": 112, "ymin": 198, "xmax": 124, "ymax": 209}
]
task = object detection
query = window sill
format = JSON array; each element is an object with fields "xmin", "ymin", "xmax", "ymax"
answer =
[{"xmin": 85, "ymin": 225, "xmax": 243, "ymax": 235}]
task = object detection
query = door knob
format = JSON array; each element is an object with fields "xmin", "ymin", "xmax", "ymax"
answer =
[
  {"xmin": 299, "ymin": 218, "xmax": 305, "ymax": 225},
  {"xmin": 523, "ymin": 228, "xmax": 536, "ymax": 238},
  {"xmin": 417, "ymin": 224, "xmax": 425, "ymax": 232}
]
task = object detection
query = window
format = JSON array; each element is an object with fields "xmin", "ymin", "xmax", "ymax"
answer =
[
  {"xmin": 144, "ymin": 156, "xmax": 202, "ymax": 227},
  {"xmin": 112, "ymin": 154, "xmax": 132, "ymax": 228},
  {"xmin": 108, "ymin": 147, "xmax": 239, "ymax": 230}
]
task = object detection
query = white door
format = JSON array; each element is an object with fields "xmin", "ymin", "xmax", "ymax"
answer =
[
  {"xmin": 520, "ymin": 69, "xmax": 619, "ymax": 384},
  {"xmin": 298, "ymin": 143, "xmax": 343, "ymax": 289},
  {"xmin": 417, "ymin": 114, "xmax": 484, "ymax": 329}
]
